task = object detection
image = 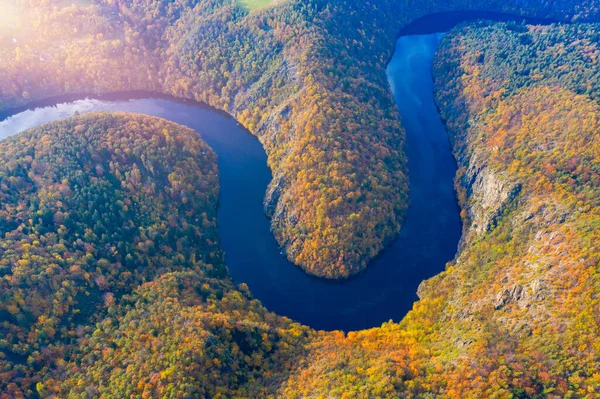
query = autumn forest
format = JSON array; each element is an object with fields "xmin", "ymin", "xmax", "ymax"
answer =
[{"xmin": 1, "ymin": 0, "xmax": 600, "ymax": 398}]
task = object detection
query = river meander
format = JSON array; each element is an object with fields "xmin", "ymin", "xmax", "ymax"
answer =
[
  {"xmin": 2, "ymin": 11, "xmax": 551, "ymax": 330},
  {"xmin": 0, "ymin": 33, "xmax": 459, "ymax": 331}
]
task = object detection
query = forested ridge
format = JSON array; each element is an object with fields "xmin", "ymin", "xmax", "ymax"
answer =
[
  {"xmin": 3, "ymin": 0, "xmax": 600, "ymax": 278},
  {"xmin": 426, "ymin": 21, "xmax": 600, "ymax": 397},
  {"xmin": 49, "ymin": 270, "xmax": 312, "ymax": 398}
]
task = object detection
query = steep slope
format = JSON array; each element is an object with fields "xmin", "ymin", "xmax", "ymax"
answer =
[{"xmin": 3, "ymin": 0, "xmax": 600, "ymax": 278}]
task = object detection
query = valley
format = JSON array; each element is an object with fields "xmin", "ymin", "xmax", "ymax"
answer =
[{"xmin": 0, "ymin": 1, "xmax": 599, "ymax": 398}]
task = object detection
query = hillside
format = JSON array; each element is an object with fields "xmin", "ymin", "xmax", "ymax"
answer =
[
  {"xmin": 3, "ymin": 0, "xmax": 600, "ymax": 278},
  {"xmin": 0, "ymin": 113, "xmax": 223, "ymax": 396},
  {"xmin": 49, "ymin": 270, "xmax": 312, "ymax": 398},
  {"xmin": 412, "ymin": 20, "xmax": 600, "ymax": 397}
]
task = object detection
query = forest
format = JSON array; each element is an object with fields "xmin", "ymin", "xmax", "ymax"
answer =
[
  {"xmin": 0, "ymin": 113, "xmax": 225, "ymax": 396},
  {"xmin": 1, "ymin": 0, "xmax": 600, "ymax": 398},
  {"xmin": 2, "ymin": 0, "xmax": 600, "ymax": 278}
]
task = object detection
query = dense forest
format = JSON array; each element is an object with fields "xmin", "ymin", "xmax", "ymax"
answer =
[
  {"xmin": 0, "ymin": 113, "xmax": 315, "ymax": 398},
  {"xmin": 49, "ymin": 270, "xmax": 313, "ymax": 398},
  {"xmin": 0, "ymin": 113, "xmax": 225, "ymax": 396},
  {"xmin": 2, "ymin": 1, "xmax": 600, "ymax": 398},
  {"xmin": 2, "ymin": 0, "xmax": 600, "ymax": 278}
]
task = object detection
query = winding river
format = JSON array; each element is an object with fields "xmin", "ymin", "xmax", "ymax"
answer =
[
  {"xmin": 0, "ymin": 13, "xmax": 552, "ymax": 331},
  {"xmin": 0, "ymin": 34, "xmax": 460, "ymax": 331}
]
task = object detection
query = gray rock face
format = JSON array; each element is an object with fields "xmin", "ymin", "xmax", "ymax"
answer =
[
  {"xmin": 264, "ymin": 174, "xmax": 286, "ymax": 218},
  {"xmin": 458, "ymin": 149, "xmax": 522, "ymax": 244},
  {"xmin": 494, "ymin": 285, "xmax": 524, "ymax": 310}
]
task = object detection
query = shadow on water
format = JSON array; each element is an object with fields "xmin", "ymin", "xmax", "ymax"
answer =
[
  {"xmin": 399, "ymin": 10, "xmax": 559, "ymax": 36},
  {"xmin": 0, "ymin": 12, "xmax": 562, "ymax": 331}
]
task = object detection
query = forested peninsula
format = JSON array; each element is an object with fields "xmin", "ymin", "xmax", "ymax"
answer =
[{"xmin": 2, "ymin": 0, "xmax": 599, "ymax": 278}]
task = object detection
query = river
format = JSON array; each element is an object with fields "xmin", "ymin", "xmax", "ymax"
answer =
[{"xmin": 0, "ymin": 32, "xmax": 463, "ymax": 331}]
